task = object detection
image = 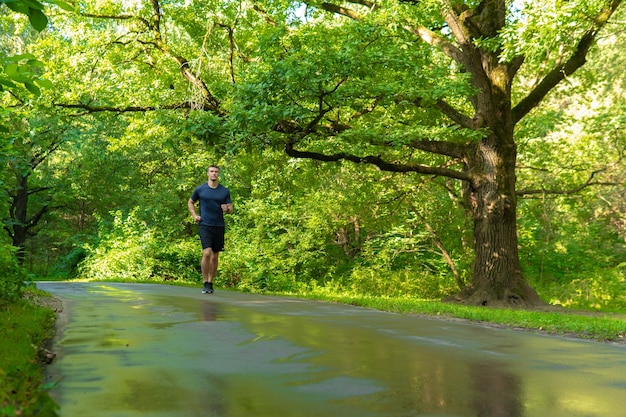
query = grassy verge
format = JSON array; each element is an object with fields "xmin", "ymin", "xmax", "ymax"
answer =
[
  {"xmin": 0, "ymin": 293, "xmax": 59, "ymax": 417},
  {"xmin": 285, "ymin": 291, "xmax": 626, "ymax": 343}
]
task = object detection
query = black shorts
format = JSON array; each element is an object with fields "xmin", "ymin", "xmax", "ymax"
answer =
[{"xmin": 198, "ymin": 225, "xmax": 225, "ymax": 252}]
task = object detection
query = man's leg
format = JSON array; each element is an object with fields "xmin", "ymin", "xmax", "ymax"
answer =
[
  {"xmin": 201, "ymin": 248, "xmax": 217, "ymax": 294},
  {"xmin": 201, "ymin": 248, "xmax": 213, "ymax": 283},
  {"xmin": 208, "ymin": 251, "xmax": 219, "ymax": 283},
  {"xmin": 200, "ymin": 227, "xmax": 224, "ymax": 293}
]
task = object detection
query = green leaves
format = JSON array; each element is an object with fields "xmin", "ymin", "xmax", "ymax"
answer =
[
  {"xmin": 0, "ymin": 0, "xmax": 72, "ymax": 101},
  {"xmin": 1, "ymin": 0, "xmax": 624, "ymax": 308},
  {"xmin": 1, "ymin": 0, "xmax": 74, "ymax": 31},
  {"xmin": 502, "ymin": 0, "xmax": 614, "ymax": 72},
  {"xmin": 1, "ymin": 0, "xmax": 47, "ymax": 31},
  {"xmin": 0, "ymin": 54, "xmax": 51, "ymax": 96}
]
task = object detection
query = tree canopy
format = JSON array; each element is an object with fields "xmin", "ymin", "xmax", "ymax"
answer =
[{"xmin": 1, "ymin": 0, "xmax": 625, "ymax": 308}]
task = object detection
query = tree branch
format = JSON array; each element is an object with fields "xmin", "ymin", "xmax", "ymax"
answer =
[
  {"xmin": 55, "ymin": 102, "xmax": 213, "ymax": 113},
  {"xmin": 26, "ymin": 204, "xmax": 51, "ymax": 231},
  {"xmin": 82, "ymin": 1, "xmax": 223, "ymax": 114},
  {"xmin": 252, "ymin": 5, "xmax": 278, "ymax": 26},
  {"xmin": 217, "ymin": 21, "xmax": 237, "ymax": 84},
  {"xmin": 395, "ymin": 94, "xmax": 474, "ymax": 129},
  {"xmin": 31, "ymin": 140, "xmax": 63, "ymax": 170},
  {"xmin": 516, "ymin": 168, "xmax": 616, "ymax": 196},
  {"xmin": 285, "ymin": 139, "xmax": 470, "ymax": 181},
  {"xmin": 512, "ymin": 0, "xmax": 624, "ymax": 124},
  {"xmin": 403, "ymin": 24, "xmax": 465, "ymax": 64},
  {"xmin": 435, "ymin": 99, "xmax": 474, "ymax": 129},
  {"xmin": 81, "ymin": 13, "xmax": 137, "ymax": 21},
  {"xmin": 407, "ymin": 139, "xmax": 469, "ymax": 159},
  {"xmin": 346, "ymin": 0, "xmax": 378, "ymax": 10},
  {"xmin": 320, "ymin": 2, "xmax": 361, "ymax": 20}
]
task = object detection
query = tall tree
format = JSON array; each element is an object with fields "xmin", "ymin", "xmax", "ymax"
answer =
[
  {"xmin": 2, "ymin": 109, "xmax": 68, "ymax": 262},
  {"xmin": 44, "ymin": 0, "xmax": 624, "ymax": 306},
  {"xmin": 245, "ymin": 0, "xmax": 625, "ymax": 306}
]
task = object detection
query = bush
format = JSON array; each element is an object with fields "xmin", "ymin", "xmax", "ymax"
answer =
[
  {"xmin": 535, "ymin": 263, "xmax": 626, "ymax": 310},
  {"xmin": 151, "ymin": 239, "xmax": 200, "ymax": 282},
  {"xmin": 0, "ymin": 244, "xmax": 25, "ymax": 305},
  {"xmin": 347, "ymin": 265, "xmax": 459, "ymax": 299},
  {"xmin": 52, "ymin": 246, "xmax": 88, "ymax": 278},
  {"xmin": 77, "ymin": 209, "xmax": 201, "ymax": 283}
]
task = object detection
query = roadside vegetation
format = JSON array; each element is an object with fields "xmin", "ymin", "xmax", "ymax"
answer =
[
  {"xmin": 296, "ymin": 291, "xmax": 626, "ymax": 343},
  {"xmin": 0, "ymin": 289, "xmax": 58, "ymax": 417}
]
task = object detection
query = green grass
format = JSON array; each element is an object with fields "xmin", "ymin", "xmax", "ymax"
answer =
[
  {"xmin": 0, "ymin": 294, "xmax": 58, "ymax": 417},
  {"xmin": 284, "ymin": 291, "xmax": 626, "ymax": 342}
]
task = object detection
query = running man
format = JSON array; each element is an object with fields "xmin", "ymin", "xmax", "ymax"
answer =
[{"xmin": 188, "ymin": 165, "xmax": 233, "ymax": 293}]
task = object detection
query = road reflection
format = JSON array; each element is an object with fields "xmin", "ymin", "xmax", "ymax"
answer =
[
  {"xmin": 200, "ymin": 299, "xmax": 219, "ymax": 321},
  {"xmin": 471, "ymin": 362, "xmax": 522, "ymax": 417}
]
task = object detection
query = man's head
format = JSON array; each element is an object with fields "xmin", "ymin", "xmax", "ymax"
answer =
[{"xmin": 207, "ymin": 165, "xmax": 220, "ymax": 182}]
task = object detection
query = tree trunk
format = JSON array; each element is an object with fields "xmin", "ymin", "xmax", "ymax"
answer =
[
  {"xmin": 447, "ymin": 135, "xmax": 544, "ymax": 307},
  {"xmin": 10, "ymin": 175, "xmax": 29, "ymax": 264},
  {"xmin": 440, "ymin": 1, "xmax": 546, "ymax": 307}
]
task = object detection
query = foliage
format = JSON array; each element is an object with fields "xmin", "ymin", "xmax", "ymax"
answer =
[
  {"xmin": 0, "ymin": 242, "xmax": 25, "ymax": 305},
  {"xmin": 217, "ymin": 149, "xmax": 471, "ymax": 297},
  {"xmin": 520, "ymin": 197, "xmax": 626, "ymax": 310},
  {"xmin": 78, "ymin": 209, "xmax": 198, "ymax": 282},
  {"xmin": 514, "ymin": 12, "xmax": 626, "ymax": 309},
  {"xmin": 0, "ymin": 0, "xmax": 48, "ymax": 101},
  {"xmin": 0, "ymin": 54, "xmax": 51, "ymax": 98},
  {"xmin": 14, "ymin": 0, "xmax": 621, "ymax": 414},
  {"xmin": 0, "ymin": 0, "xmax": 623, "ymax": 309},
  {"xmin": 0, "ymin": 0, "xmax": 73, "ymax": 129},
  {"xmin": 0, "ymin": 0, "xmax": 72, "ymax": 32},
  {"xmin": 35, "ymin": 0, "xmax": 624, "ymax": 305},
  {"xmin": 0, "ymin": 296, "xmax": 58, "ymax": 417}
]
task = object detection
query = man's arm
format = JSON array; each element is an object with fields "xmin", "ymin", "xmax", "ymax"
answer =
[{"xmin": 188, "ymin": 198, "xmax": 201, "ymax": 223}]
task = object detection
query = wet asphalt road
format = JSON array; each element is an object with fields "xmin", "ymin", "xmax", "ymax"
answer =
[{"xmin": 39, "ymin": 282, "xmax": 626, "ymax": 417}]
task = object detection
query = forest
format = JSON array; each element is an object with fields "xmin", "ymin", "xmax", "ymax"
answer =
[{"xmin": 2, "ymin": 0, "xmax": 626, "ymax": 310}]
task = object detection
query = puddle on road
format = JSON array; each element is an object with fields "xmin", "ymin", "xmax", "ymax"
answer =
[{"xmin": 41, "ymin": 282, "xmax": 626, "ymax": 417}]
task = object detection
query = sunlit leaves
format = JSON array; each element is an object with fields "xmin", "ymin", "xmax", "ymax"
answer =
[
  {"xmin": 2, "ymin": 0, "xmax": 624, "ymax": 305},
  {"xmin": 230, "ymin": 12, "xmax": 474, "ymax": 153},
  {"xmin": 514, "ymin": 5, "xmax": 626, "ymax": 308},
  {"xmin": 2, "ymin": 0, "xmax": 48, "ymax": 31},
  {"xmin": 0, "ymin": 54, "xmax": 52, "ymax": 95},
  {"xmin": 1, "ymin": 0, "xmax": 71, "ymax": 30},
  {"xmin": 503, "ymin": 0, "xmax": 616, "ymax": 79}
]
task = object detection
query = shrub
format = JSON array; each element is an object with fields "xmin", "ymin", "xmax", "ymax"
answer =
[
  {"xmin": 151, "ymin": 239, "xmax": 200, "ymax": 282},
  {"xmin": 0, "ymin": 243, "xmax": 25, "ymax": 305},
  {"xmin": 347, "ymin": 265, "xmax": 459, "ymax": 299},
  {"xmin": 536, "ymin": 264, "xmax": 626, "ymax": 310},
  {"xmin": 52, "ymin": 246, "xmax": 88, "ymax": 278},
  {"xmin": 77, "ymin": 209, "xmax": 201, "ymax": 283}
]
